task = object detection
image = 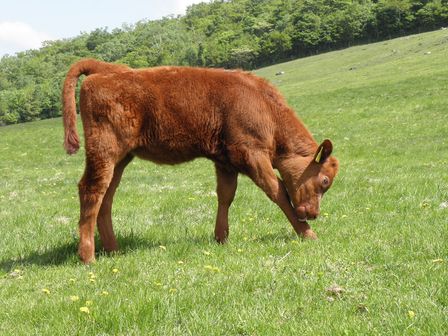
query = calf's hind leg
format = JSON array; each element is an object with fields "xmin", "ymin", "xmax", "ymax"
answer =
[
  {"xmin": 78, "ymin": 160, "xmax": 115, "ymax": 263},
  {"xmin": 214, "ymin": 164, "xmax": 238, "ymax": 243},
  {"xmin": 97, "ymin": 154, "xmax": 133, "ymax": 253}
]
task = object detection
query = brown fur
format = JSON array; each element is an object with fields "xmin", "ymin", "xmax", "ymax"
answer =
[{"xmin": 62, "ymin": 58, "xmax": 339, "ymax": 263}]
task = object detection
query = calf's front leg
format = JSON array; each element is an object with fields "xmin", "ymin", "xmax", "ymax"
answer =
[{"xmin": 245, "ymin": 152, "xmax": 317, "ymax": 239}]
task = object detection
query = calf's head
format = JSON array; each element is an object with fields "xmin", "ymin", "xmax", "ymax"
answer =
[{"xmin": 277, "ymin": 140, "xmax": 339, "ymax": 222}]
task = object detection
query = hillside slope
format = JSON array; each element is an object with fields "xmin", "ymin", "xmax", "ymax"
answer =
[{"xmin": 0, "ymin": 30, "xmax": 447, "ymax": 335}]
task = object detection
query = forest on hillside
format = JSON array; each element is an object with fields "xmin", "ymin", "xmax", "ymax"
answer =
[{"xmin": 0, "ymin": 0, "xmax": 447, "ymax": 125}]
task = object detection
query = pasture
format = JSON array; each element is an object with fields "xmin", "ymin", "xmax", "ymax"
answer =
[{"xmin": 1, "ymin": 30, "xmax": 447, "ymax": 335}]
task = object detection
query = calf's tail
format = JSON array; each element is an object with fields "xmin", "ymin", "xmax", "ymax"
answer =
[{"xmin": 62, "ymin": 58, "xmax": 129, "ymax": 155}]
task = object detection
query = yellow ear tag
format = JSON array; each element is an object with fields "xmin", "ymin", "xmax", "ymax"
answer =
[{"xmin": 315, "ymin": 146, "xmax": 323, "ymax": 163}]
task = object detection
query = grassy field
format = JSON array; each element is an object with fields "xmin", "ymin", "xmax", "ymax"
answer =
[{"xmin": 1, "ymin": 30, "xmax": 447, "ymax": 335}]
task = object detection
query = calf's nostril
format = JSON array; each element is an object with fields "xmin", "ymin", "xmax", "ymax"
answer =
[{"xmin": 297, "ymin": 205, "xmax": 307, "ymax": 220}]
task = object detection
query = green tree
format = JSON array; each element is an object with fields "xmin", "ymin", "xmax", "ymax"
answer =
[
  {"xmin": 374, "ymin": 0, "xmax": 415, "ymax": 38},
  {"xmin": 416, "ymin": 0, "xmax": 448, "ymax": 29},
  {"xmin": 228, "ymin": 46, "xmax": 258, "ymax": 68},
  {"xmin": 86, "ymin": 28, "xmax": 111, "ymax": 51}
]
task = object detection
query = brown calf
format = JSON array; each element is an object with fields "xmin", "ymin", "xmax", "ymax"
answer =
[{"xmin": 62, "ymin": 59, "xmax": 339, "ymax": 263}]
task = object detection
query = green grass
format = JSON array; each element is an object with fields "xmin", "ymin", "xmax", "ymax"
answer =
[{"xmin": 1, "ymin": 30, "xmax": 447, "ymax": 335}]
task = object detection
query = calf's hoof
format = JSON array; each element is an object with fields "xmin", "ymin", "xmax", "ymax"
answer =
[
  {"xmin": 79, "ymin": 244, "xmax": 96, "ymax": 264},
  {"xmin": 102, "ymin": 241, "xmax": 119, "ymax": 253},
  {"xmin": 302, "ymin": 229, "xmax": 318, "ymax": 240},
  {"xmin": 79, "ymin": 253, "xmax": 96, "ymax": 264},
  {"xmin": 214, "ymin": 232, "xmax": 228, "ymax": 244},
  {"xmin": 215, "ymin": 236, "xmax": 227, "ymax": 244}
]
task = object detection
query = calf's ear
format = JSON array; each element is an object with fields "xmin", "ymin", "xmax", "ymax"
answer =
[{"xmin": 314, "ymin": 139, "xmax": 333, "ymax": 164}]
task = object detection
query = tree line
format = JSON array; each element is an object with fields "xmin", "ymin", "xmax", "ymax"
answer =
[{"xmin": 1, "ymin": 0, "xmax": 447, "ymax": 125}]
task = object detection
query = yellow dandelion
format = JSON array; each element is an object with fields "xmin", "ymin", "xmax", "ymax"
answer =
[
  {"xmin": 70, "ymin": 295, "xmax": 80, "ymax": 302},
  {"xmin": 341, "ymin": 214, "xmax": 348, "ymax": 218},
  {"xmin": 79, "ymin": 307, "xmax": 90, "ymax": 314},
  {"xmin": 41, "ymin": 288, "xmax": 50, "ymax": 294},
  {"xmin": 101, "ymin": 291, "xmax": 109, "ymax": 296},
  {"xmin": 237, "ymin": 249, "xmax": 243, "ymax": 253},
  {"xmin": 112, "ymin": 268, "xmax": 119, "ymax": 273},
  {"xmin": 243, "ymin": 237, "xmax": 248, "ymax": 241},
  {"xmin": 177, "ymin": 261, "xmax": 184, "ymax": 265},
  {"xmin": 202, "ymin": 250, "xmax": 211, "ymax": 256},
  {"xmin": 408, "ymin": 310, "xmax": 415, "ymax": 318},
  {"xmin": 323, "ymin": 212, "xmax": 329, "ymax": 217},
  {"xmin": 420, "ymin": 202, "xmax": 430, "ymax": 208},
  {"xmin": 204, "ymin": 265, "xmax": 220, "ymax": 272},
  {"xmin": 85, "ymin": 300, "xmax": 93, "ymax": 306},
  {"xmin": 89, "ymin": 278, "xmax": 96, "ymax": 283},
  {"xmin": 159, "ymin": 245, "xmax": 167, "ymax": 251}
]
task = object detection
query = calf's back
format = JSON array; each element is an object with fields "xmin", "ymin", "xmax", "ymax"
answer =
[{"xmin": 79, "ymin": 66, "xmax": 284, "ymax": 166}]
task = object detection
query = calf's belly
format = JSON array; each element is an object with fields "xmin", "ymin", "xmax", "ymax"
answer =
[{"xmin": 131, "ymin": 144, "xmax": 203, "ymax": 165}]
